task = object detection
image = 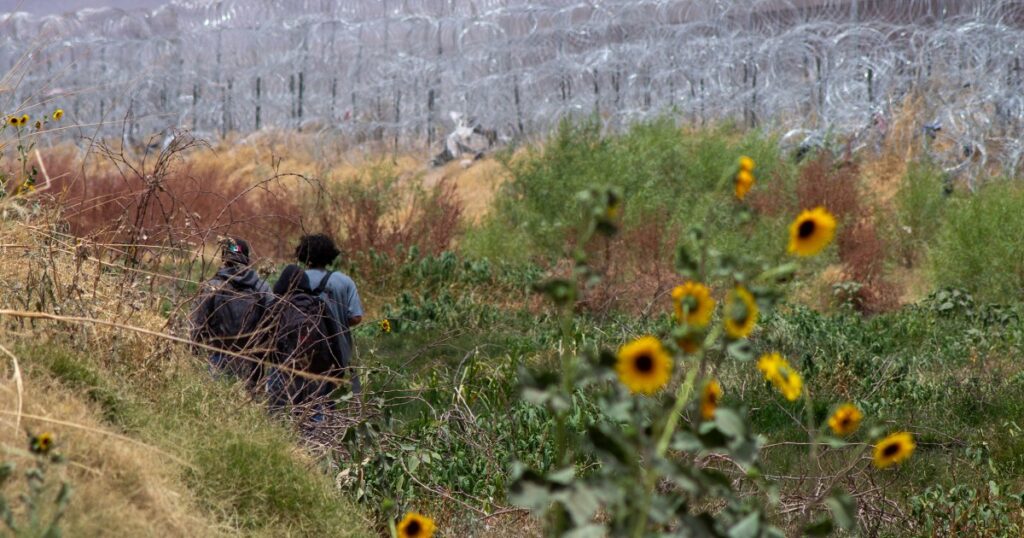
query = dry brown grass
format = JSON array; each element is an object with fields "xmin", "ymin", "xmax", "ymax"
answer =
[
  {"xmin": 858, "ymin": 94, "xmax": 923, "ymax": 211},
  {"xmin": 0, "ymin": 209, "xmax": 217, "ymax": 534},
  {"xmin": 0, "ymin": 374, "xmax": 220, "ymax": 538},
  {"xmin": 0, "ymin": 207, "xmax": 372, "ymax": 537},
  {"xmin": 423, "ymin": 158, "xmax": 507, "ymax": 223},
  {"xmin": 19, "ymin": 134, "xmax": 503, "ymax": 265}
]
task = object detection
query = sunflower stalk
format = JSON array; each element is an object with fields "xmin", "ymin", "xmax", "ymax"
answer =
[
  {"xmin": 803, "ymin": 385, "xmax": 819, "ymax": 463},
  {"xmin": 656, "ymin": 356, "xmax": 701, "ymax": 457},
  {"xmin": 506, "ymin": 180, "xmax": 900, "ymax": 536}
]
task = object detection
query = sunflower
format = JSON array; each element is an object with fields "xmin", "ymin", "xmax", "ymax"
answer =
[
  {"xmin": 616, "ymin": 336, "xmax": 673, "ymax": 395},
  {"xmin": 19, "ymin": 114, "xmax": 29, "ymax": 126},
  {"xmin": 30, "ymin": 432, "xmax": 54, "ymax": 455},
  {"xmin": 52, "ymin": 109, "xmax": 64, "ymax": 121},
  {"xmin": 34, "ymin": 120, "xmax": 42, "ymax": 130},
  {"xmin": 828, "ymin": 403, "xmax": 863, "ymax": 437},
  {"xmin": 15, "ymin": 181, "xmax": 36, "ymax": 195},
  {"xmin": 606, "ymin": 194, "xmax": 621, "ymax": 220},
  {"xmin": 8, "ymin": 116, "xmax": 19, "ymax": 127},
  {"xmin": 379, "ymin": 318, "xmax": 392, "ymax": 334},
  {"xmin": 873, "ymin": 432, "xmax": 915, "ymax": 469},
  {"xmin": 756, "ymin": 353, "xmax": 802, "ymax": 401},
  {"xmin": 397, "ymin": 512, "xmax": 436, "ymax": 538},
  {"xmin": 738, "ymin": 155, "xmax": 756, "ymax": 172},
  {"xmin": 788, "ymin": 207, "xmax": 837, "ymax": 257},
  {"xmin": 671, "ymin": 282, "xmax": 716, "ymax": 327},
  {"xmin": 700, "ymin": 379, "xmax": 722, "ymax": 421},
  {"xmin": 724, "ymin": 286, "xmax": 758, "ymax": 339},
  {"xmin": 734, "ymin": 169, "xmax": 755, "ymax": 201}
]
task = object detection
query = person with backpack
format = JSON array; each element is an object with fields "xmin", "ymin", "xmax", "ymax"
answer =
[
  {"xmin": 263, "ymin": 264, "xmax": 348, "ymax": 416},
  {"xmin": 189, "ymin": 237, "xmax": 272, "ymax": 384},
  {"xmin": 294, "ymin": 234, "xmax": 364, "ymax": 394}
]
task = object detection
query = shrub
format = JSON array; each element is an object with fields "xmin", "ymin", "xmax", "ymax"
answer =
[
  {"xmin": 43, "ymin": 143, "xmax": 308, "ymax": 259},
  {"xmin": 320, "ymin": 162, "xmax": 463, "ymax": 267},
  {"xmin": 893, "ymin": 161, "xmax": 947, "ymax": 266},
  {"xmin": 489, "ymin": 119, "xmax": 787, "ymax": 263},
  {"xmin": 932, "ymin": 182, "xmax": 1024, "ymax": 302}
]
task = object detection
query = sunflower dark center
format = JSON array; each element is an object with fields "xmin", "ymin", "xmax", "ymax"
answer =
[
  {"xmin": 682, "ymin": 296, "xmax": 699, "ymax": 311},
  {"xmin": 730, "ymin": 301, "xmax": 749, "ymax": 324},
  {"xmin": 798, "ymin": 220, "xmax": 816, "ymax": 239},
  {"xmin": 839, "ymin": 416, "xmax": 851, "ymax": 427},
  {"xmin": 406, "ymin": 521, "xmax": 421, "ymax": 536},
  {"xmin": 882, "ymin": 443, "xmax": 900, "ymax": 457},
  {"xmin": 635, "ymin": 354, "xmax": 654, "ymax": 373}
]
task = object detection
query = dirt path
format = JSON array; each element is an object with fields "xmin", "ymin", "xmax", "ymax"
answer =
[{"xmin": 421, "ymin": 158, "xmax": 507, "ymax": 222}]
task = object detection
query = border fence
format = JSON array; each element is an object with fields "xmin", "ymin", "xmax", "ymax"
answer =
[{"xmin": 2, "ymin": 0, "xmax": 1024, "ymax": 161}]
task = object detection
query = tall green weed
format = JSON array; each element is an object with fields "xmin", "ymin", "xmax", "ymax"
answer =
[
  {"xmin": 932, "ymin": 182, "xmax": 1024, "ymax": 302},
  {"xmin": 470, "ymin": 118, "xmax": 791, "ymax": 265},
  {"xmin": 894, "ymin": 161, "xmax": 947, "ymax": 265}
]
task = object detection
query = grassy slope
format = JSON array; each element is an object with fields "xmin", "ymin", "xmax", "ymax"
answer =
[
  {"xmin": 6, "ymin": 118, "xmax": 1024, "ymax": 535},
  {"xmin": 0, "ymin": 220, "xmax": 372, "ymax": 537}
]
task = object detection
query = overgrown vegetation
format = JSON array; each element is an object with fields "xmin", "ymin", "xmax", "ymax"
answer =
[{"xmin": 5, "ymin": 115, "xmax": 1024, "ymax": 536}]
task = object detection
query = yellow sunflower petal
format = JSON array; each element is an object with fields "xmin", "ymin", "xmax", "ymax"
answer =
[
  {"xmin": 756, "ymin": 353, "xmax": 802, "ymax": 401},
  {"xmin": 738, "ymin": 155, "xmax": 756, "ymax": 172},
  {"xmin": 616, "ymin": 336, "xmax": 673, "ymax": 395},
  {"xmin": 788, "ymin": 207, "xmax": 837, "ymax": 257},
  {"xmin": 671, "ymin": 282, "xmax": 716, "ymax": 328},
  {"xmin": 734, "ymin": 170, "xmax": 755, "ymax": 200},
  {"xmin": 828, "ymin": 404, "xmax": 863, "ymax": 437},
  {"xmin": 724, "ymin": 286, "xmax": 758, "ymax": 339},
  {"xmin": 700, "ymin": 379, "xmax": 722, "ymax": 420},
  {"xmin": 873, "ymin": 432, "xmax": 915, "ymax": 469},
  {"xmin": 397, "ymin": 512, "xmax": 436, "ymax": 538}
]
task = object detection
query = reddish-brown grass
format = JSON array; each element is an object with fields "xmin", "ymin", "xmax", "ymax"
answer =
[
  {"xmin": 34, "ymin": 144, "xmax": 462, "ymax": 266},
  {"xmin": 794, "ymin": 153, "xmax": 896, "ymax": 312},
  {"xmin": 41, "ymin": 148, "xmax": 306, "ymax": 259},
  {"xmin": 323, "ymin": 172, "xmax": 464, "ymax": 281},
  {"xmin": 576, "ymin": 210, "xmax": 679, "ymax": 316}
]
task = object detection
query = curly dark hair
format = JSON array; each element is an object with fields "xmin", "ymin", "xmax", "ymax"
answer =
[{"xmin": 294, "ymin": 233, "xmax": 340, "ymax": 267}]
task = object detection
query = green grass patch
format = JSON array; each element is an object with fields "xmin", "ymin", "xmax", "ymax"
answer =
[
  {"xmin": 932, "ymin": 181, "xmax": 1024, "ymax": 302},
  {"xmin": 18, "ymin": 343, "xmax": 370, "ymax": 537}
]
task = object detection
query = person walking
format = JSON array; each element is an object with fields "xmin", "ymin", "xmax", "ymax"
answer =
[
  {"xmin": 294, "ymin": 234, "xmax": 363, "ymax": 393},
  {"xmin": 263, "ymin": 264, "xmax": 347, "ymax": 418},
  {"xmin": 189, "ymin": 237, "xmax": 272, "ymax": 384}
]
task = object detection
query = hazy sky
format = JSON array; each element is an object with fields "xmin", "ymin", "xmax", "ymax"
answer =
[{"xmin": 0, "ymin": 0, "xmax": 166, "ymax": 15}]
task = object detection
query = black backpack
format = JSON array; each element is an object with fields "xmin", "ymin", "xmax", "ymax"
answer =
[
  {"xmin": 270, "ymin": 273, "xmax": 345, "ymax": 376},
  {"xmin": 196, "ymin": 275, "xmax": 267, "ymax": 352}
]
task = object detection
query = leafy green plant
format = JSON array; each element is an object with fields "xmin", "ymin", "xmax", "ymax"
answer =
[
  {"xmin": 509, "ymin": 177, "xmax": 891, "ymax": 536},
  {"xmin": 893, "ymin": 160, "xmax": 947, "ymax": 265},
  {"xmin": 932, "ymin": 181, "xmax": 1024, "ymax": 302},
  {"xmin": 909, "ymin": 445, "xmax": 1024, "ymax": 536},
  {"xmin": 481, "ymin": 119, "xmax": 791, "ymax": 264}
]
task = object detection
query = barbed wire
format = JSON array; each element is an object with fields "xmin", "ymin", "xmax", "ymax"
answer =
[{"xmin": 1, "ymin": 0, "xmax": 1023, "ymax": 159}]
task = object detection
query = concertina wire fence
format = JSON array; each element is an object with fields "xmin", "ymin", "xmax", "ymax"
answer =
[{"xmin": 2, "ymin": 0, "xmax": 1024, "ymax": 173}]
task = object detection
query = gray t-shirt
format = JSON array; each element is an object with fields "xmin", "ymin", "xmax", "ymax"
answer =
[
  {"xmin": 305, "ymin": 268, "xmax": 363, "ymax": 393},
  {"xmin": 305, "ymin": 268, "xmax": 363, "ymax": 332}
]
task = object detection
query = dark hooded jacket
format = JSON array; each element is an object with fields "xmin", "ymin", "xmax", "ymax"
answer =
[{"xmin": 189, "ymin": 264, "xmax": 273, "ymax": 352}]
